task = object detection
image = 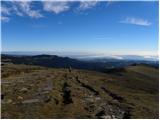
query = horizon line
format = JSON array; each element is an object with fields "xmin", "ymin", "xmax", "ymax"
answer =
[{"xmin": 1, "ymin": 50, "xmax": 159, "ymax": 56}]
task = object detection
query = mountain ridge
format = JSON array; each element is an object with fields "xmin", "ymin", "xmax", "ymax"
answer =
[{"xmin": 2, "ymin": 54, "xmax": 159, "ymax": 71}]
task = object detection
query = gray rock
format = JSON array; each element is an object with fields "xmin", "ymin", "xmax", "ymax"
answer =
[
  {"xmin": 1, "ymin": 81, "xmax": 12, "ymax": 84},
  {"xmin": 20, "ymin": 87, "xmax": 28, "ymax": 93},
  {"xmin": 101, "ymin": 115, "xmax": 112, "ymax": 119},
  {"xmin": 2, "ymin": 99, "xmax": 13, "ymax": 104},
  {"xmin": 22, "ymin": 99, "xmax": 40, "ymax": 104}
]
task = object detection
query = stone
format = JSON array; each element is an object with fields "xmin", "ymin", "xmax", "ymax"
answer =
[
  {"xmin": 95, "ymin": 97, "xmax": 101, "ymax": 101},
  {"xmin": 43, "ymin": 95, "xmax": 52, "ymax": 103},
  {"xmin": 101, "ymin": 115, "xmax": 112, "ymax": 119},
  {"xmin": 22, "ymin": 99, "xmax": 40, "ymax": 104},
  {"xmin": 111, "ymin": 115, "xmax": 116, "ymax": 119},
  {"xmin": 41, "ymin": 80, "xmax": 53, "ymax": 91},
  {"xmin": 6, "ymin": 99, "xmax": 12, "ymax": 104},
  {"xmin": 29, "ymin": 84, "xmax": 34, "ymax": 87},
  {"xmin": 17, "ymin": 96, "xmax": 23, "ymax": 101},
  {"xmin": 1, "ymin": 81, "xmax": 12, "ymax": 84},
  {"xmin": 20, "ymin": 87, "xmax": 28, "ymax": 93}
]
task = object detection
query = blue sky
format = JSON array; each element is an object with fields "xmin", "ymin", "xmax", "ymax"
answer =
[{"xmin": 1, "ymin": 1, "xmax": 159, "ymax": 56}]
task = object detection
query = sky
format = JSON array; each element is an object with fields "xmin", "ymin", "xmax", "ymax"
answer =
[{"xmin": 1, "ymin": 1, "xmax": 159, "ymax": 56}]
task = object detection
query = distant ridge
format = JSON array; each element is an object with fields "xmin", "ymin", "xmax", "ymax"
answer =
[
  {"xmin": 1, "ymin": 51, "xmax": 158, "ymax": 61},
  {"xmin": 2, "ymin": 54, "xmax": 158, "ymax": 72}
]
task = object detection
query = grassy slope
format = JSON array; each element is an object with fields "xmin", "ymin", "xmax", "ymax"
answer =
[
  {"xmin": 104, "ymin": 65, "xmax": 159, "ymax": 118},
  {"xmin": 1, "ymin": 64, "xmax": 159, "ymax": 119}
]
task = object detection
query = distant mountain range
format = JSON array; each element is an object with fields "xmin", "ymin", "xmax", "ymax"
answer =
[
  {"xmin": 1, "ymin": 51, "xmax": 159, "ymax": 61},
  {"xmin": 2, "ymin": 54, "xmax": 159, "ymax": 72}
]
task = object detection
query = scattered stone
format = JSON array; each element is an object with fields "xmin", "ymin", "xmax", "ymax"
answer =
[
  {"xmin": 20, "ymin": 87, "xmax": 28, "ymax": 93},
  {"xmin": 41, "ymin": 80, "xmax": 53, "ymax": 91},
  {"xmin": 84, "ymin": 97, "xmax": 94, "ymax": 103},
  {"xmin": 1, "ymin": 81, "xmax": 12, "ymax": 84},
  {"xmin": 29, "ymin": 84, "xmax": 34, "ymax": 87},
  {"xmin": 22, "ymin": 99, "xmax": 40, "ymax": 104},
  {"xmin": 101, "ymin": 115, "xmax": 112, "ymax": 119},
  {"xmin": 17, "ymin": 96, "xmax": 23, "ymax": 101},
  {"xmin": 43, "ymin": 95, "xmax": 52, "ymax": 103},
  {"xmin": 17, "ymin": 80, "xmax": 25, "ymax": 83},
  {"xmin": 111, "ymin": 115, "xmax": 116, "ymax": 119},
  {"xmin": 95, "ymin": 97, "xmax": 101, "ymax": 101},
  {"xmin": 84, "ymin": 95, "xmax": 100, "ymax": 103},
  {"xmin": 41, "ymin": 91, "xmax": 50, "ymax": 94},
  {"xmin": 1, "ymin": 99, "xmax": 13, "ymax": 104},
  {"xmin": 6, "ymin": 99, "xmax": 12, "ymax": 104}
]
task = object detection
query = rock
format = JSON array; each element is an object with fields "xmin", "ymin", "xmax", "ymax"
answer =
[
  {"xmin": 17, "ymin": 96, "xmax": 23, "ymax": 101},
  {"xmin": 20, "ymin": 87, "xmax": 28, "ymax": 93},
  {"xmin": 43, "ymin": 95, "xmax": 52, "ymax": 103},
  {"xmin": 84, "ymin": 96, "xmax": 94, "ymax": 103},
  {"xmin": 29, "ymin": 84, "xmax": 34, "ymax": 87},
  {"xmin": 22, "ymin": 99, "xmax": 40, "ymax": 104},
  {"xmin": 1, "ymin": 99, "xmax": 13, "ymax": 104},
  {"xmin": 41, "ymin": 91, "xmax": 50, "ymax": 94},
  {"xmin": 6, "ymin": 99, "xmax": 12, "ymax": 104},
  {"xmin": 41, "ymin": 80, "xmax": 53, "ymax": 91},
  {"xmin": 1, "ymin": 81, "xmax": 12, "ymax": 84},
  {"xmin": 95, "ymin": 97, "xmax": 101, "ymax": 101},
  {"xmin": 111, "ymin": 115, "xmax": 116, "ymax": 119},
  {"xmin": 101, "ymin": 115, "xmax": 112, "ymax": 119}
]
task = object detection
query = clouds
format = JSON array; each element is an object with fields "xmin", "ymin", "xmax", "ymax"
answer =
[
  {"xmin": 1, "ymin": 6, "xmax": 10, "ymax": 15},
  {"xmin": 11, "ymin": 1, "xmax": 43, "ymax": 18},
  {"xmin": 1, "ymin": 1, "xmax": 99, "ymax": 22},
  {"xmin": 120, "ymin": 17, "xmax": 151, "ymax": 26},
  {"xmin": 1, "ymin": 1, "xmax": 43, "ymax": 22},
  {"xmin": 1, "ymin": 16, "xmax": 10, "ymax": 22},
  {"xmin": 1, "ymin": 5, "xmax": 11, "ymax": 22},
  {"xmin": 1, "ymin": 1, "xmax": 153, "ymax": 28},
  {"xmin": 78, "ymin": 1, "xmax": 98, "ymax": 10},
  {"xmin": 43, "ymin": 1, "xmax": 70, "ymax": 14}
]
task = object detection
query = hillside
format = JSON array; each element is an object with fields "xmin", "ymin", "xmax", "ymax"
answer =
[{"xmin": 1, "ymin": 63, "xmax": 159, "ymax": 119}]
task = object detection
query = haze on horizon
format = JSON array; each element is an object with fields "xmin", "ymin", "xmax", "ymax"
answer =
[{"xmin": 1, "ymin": 1, "xmax": 159, "ymax": 56}]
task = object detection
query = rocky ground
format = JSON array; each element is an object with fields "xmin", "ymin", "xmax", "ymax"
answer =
[{"xmin": 1, "ymin": 64, "xmax": 159, "ymax": 119}]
